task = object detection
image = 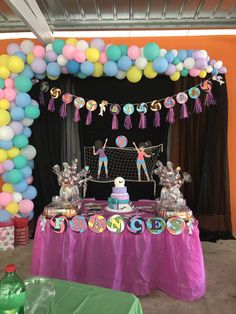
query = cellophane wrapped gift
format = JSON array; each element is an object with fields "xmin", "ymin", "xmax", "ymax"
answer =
[{"xmin": 0, "ymin": 221, "xmax": 14, "ymax": 251}]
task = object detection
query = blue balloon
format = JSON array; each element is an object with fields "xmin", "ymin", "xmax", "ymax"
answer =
[
  {"xmin": 13, "ymin": 180, "xmax": 28, "ymax": 193},
  {"xmin": 22, "ymin": 185, "xmax": 37, "ymax": 200},
  {"xmin": 27, "ymin": 160, "xmax": 34, "ymax": 169},
  {"xmin": 19, "ymin": 210, "xmax": 34, "ymax": 221},
  {"xmin": 1, "ymin": 172, "xmax": 8, "ymax": 182},
  {"xmin": 22, "ymin": 127, "xmax": 32, "ymax": 138},
  {"xmin": 0, "ymin": 209, "xmax": 12, "ymax": 222},
  {"xmin": 20, "ymin": 64, "xmax": 34, "ymax": 79},
  {"xmin": 14, "ymin": 51, "xmax": 27, "ymax": 63},
  {"xmin": 47, "ymin": 62, "xmax": 61, "ymax": 77},
  {"xmin": 212, "ymin": 69, "xmax": 218, "ymax": 75},
  {"xmin": 81, "ymin": 61, "xmax": 94, "ymax": 76},
  {"xmin": 35, "ymin": 73, "xmax": 46, "ymax": 80},
  {"xmin": 177, "ymin": 50, "xmax": 188, "ymax": 61},
  {"xmin": 15, "ymin": 92, "xmax": 31, "ymax": 108},
  {"xmin": 66, "ymin": 60, "xmax": 80, "ymax": 74},
  {"xmin": 20, "ymin": 166, "xmax": 32, "ymax": 178},
  {"xmin": 117, "ymin": 56, "xmax": 132, "ymax": 71},
  {"xmin": 11, "ymin": 107, "xmax": 25, "ymax": 120},
  {"xmin": 0, "ymin": 140, "xmax": 13, "ymax": 150},
  {"xmin": 165, "ymin": 51, "xmax": 174, "ymax": 63},
  {"xmin": 153, "ymin": 57, "xmax": 168, "ymax": 73},
  {"xmin": 104, "ymin": 61, "xmax": 118, "ymax": 77},
  {"xmin": 187, "ymin": 50, "xmax": 194, "ymax": 57}
]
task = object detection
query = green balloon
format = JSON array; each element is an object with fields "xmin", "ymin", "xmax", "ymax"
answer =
[
  {"xmin": 119, "ymin": 44, "xmax": 128, "ymax": 56},
  {"xmin": 0, "ymin": 78, "xmax": 4, "ymax": 89},
  {"xmin": 13, "ymin": 155, "xmax": 28, "ymax": 169},
  {"xmin": 13, "ymin": 135, "xmax": 29, "ymax": 149},
  {"xmin": 143, "ymin": 43, "xmax": 160, "ymax": 61},
  {"xmin": 52, "ymin": 39, "xmax": 65, "ymax": 54},
  {"xmin": 173, "ymin": 57, "xmax": 180, "ymax": 65},
  {"xmin": 15, "ymin": 75, "xmax": 32, "ymax": 92},
  {"xmin": 7, "ymin": 169, "xmax": 23, "ymax": 184},
  {"xmin": 25, "ymin": 105, "xmax": 40, "ymax": 119},
  {"xmin": 180, "ymin": 68, "xmax": 189, "ymax": 77},
  {"xmin": 106, "ymin": 45, "xmax": 121, "ymax": 61},
  {"xmin": 77, "ymin": 72, "xmax": 87, "ymax": 79}
]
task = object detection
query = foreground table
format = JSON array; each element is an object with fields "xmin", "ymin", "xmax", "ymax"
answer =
[
  {"xmin": 31, "ymin": 201, "xmax": 206, "ymax": 300},
  {"xmin": 24, "ymin": 277, "xmax": 143, "ymax": 314}
]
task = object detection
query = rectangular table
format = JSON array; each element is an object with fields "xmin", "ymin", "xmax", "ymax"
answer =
[{"xmin": 31, "ymin": 201, "xmax": 206, "ymax": 301}]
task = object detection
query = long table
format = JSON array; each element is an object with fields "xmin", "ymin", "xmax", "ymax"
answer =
[{"xmin": 31, "ymin": 201, "xmax": 206, "ymax": 300}]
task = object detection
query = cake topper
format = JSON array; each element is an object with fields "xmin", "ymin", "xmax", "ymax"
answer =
[{"xmin": 114, "ymin": 177, "xmax": 125, "ymax": 187}]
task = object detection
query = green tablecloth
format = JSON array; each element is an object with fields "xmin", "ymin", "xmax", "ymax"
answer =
[{"xmin": 24, "ymin": 277, "xmax": 143, "ymax": 314}]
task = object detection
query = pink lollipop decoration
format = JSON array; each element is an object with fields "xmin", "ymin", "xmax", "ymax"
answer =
[
  {"xmin": 86, "ymin": 100, "xmax": 97, "ymax": 125},
  {"xmin": 176, "ymin": 92, "xmax": 189, "ymax": 119},
  {"xmin": 189, "ymin": 87, "xmax": 202, "ymax": 114},
  {"xmin": 201, "ymin": 80, "xmax": 216, "ymax": 107},
  {"xmin": 164, "ymin": 97, "xmax": 175, "ymax": 124},
  {"xmin": 59, "ymin": 93, "xmax": 73, "ymax": 118},
  {"xmin": 73, "ymin": 97, "xmax": 85, "ymax": 123},
  {"xmin": 110, "ymin": 104, "xmax": 121, "ymax": 130},
  {"xmin": 137, "ymin": 102, "xmax": 148, "ymax": 129},
  {"xmin": 150, "ymin": 100, "xmax": 162, "ymax": 128}
]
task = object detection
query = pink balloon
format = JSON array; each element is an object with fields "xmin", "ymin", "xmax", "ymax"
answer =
[
  {"xmin": 4, "ymin": 88, "xmax": 16, "ymax": 101},
  {"xmin": 26, "ymin": 176, "xmax": 33, "ymax": 184},
  {"xmin": 0, "ymin": 192, "xmax": 13, "ymax": 207},
  {"xmin": 127, "ymin": 45, "xmax": 140, "ymax": 60},
  {"xmin": 62, "ymin": 44, "xmax": 76, "ymax": 60},
  {"xmin": 19, "ymin": 199, "xmax": 34, "ymax": 214},
  {"xmin": 189, "ymin": 68, "xmax": 200, "ymax": 77},
  {"xmin": 0, "ymin": 89, "xmax": 5, "ymax": 99},
  {"xmin": 3, "ymin": 160, "xmax": 14, "ymax": 171},
  {"xmin": 74, "ymin": 50, "xmax": 86, "ymax": 63},
  {"xmin": 99, "ymin": 52, "xmax": 108, "ymax": 64},
  {"xmin": 33, "ymin": 45, "xmax": 45, "ymax": 58},
  {"xmin": 5, "ymin": 78, "xmax": 14, "ymax": 89},
  {"xmin": 0, "ymin": 163, "xmax": 4, "ymax": 174}
]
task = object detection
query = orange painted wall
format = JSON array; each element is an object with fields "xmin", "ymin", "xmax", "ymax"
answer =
[{"xmin": 0, "ymin": 36, "xmax": 236, "ymax": 232}]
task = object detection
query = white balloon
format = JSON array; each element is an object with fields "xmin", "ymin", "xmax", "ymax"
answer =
[
  {"xmin": 21, "ymin": 145, "xmax": 37, "ymax": 160},
  {"xmin": 46, "ymin": 43, "xmax": 53, "ymax": 51},
  {"xmin": 183, "ymin": 57, "xmax": 195, "ymax": 70},
  {"xmin": 31, "ymin": 100, "xmax": 39, "ymax": 107},
  {"xmin": 171, "ymin": 49, "xmax": 178, "ymax": 57},
  {"xmin": 214, "ymin": 60, "xmax": 223, "ymax": 69},
  {"xmin": 21, "ymin": 117, "xmax": 34, "ymax": 127},
  {"xmin": 176, "ymin": 62, "xmax": 184, "ymax": 71},
  {"xmin": 76, "ymin": 40, "xmax": 89, "ymax": 51},
  {"xmin": 206, "ymin": 65, "xmax": 213, "ymax": 73},
  {"xmin": 20, "ymin": 40, "xmax": 35, "ymax": 54},
  {"xmin": 57, "ymin": 54, "xmax": 68, "ymax": 66},
  {"xmin": 159, "ymin": 48, "xmax": 167, "ymax": 57},
  {"xmin": 115, "ymin": 70, "xmax": 126, "ymax": 80},
  {"xmin": 0, "ymin": 126, "xmax": 14, "ymax": 141},
  {"xmin": 12, "ymin": 192, "xmax": 23, "ymax": 203},
  {"xmin": 199, "ymin": 49, "xmax": 208, "ymax": 59},
  {"xmin": 135, "ymin": 56, "xmax": 148, "ymax": 70}
]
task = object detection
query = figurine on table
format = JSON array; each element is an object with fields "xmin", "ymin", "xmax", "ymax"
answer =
[
  {"xmin": 93, "ymin": 138, "xmax": 109, "ymax": 179},
  {"xmin": 133, "ymin": 141, "xmax": 151, "ymax": 181}
]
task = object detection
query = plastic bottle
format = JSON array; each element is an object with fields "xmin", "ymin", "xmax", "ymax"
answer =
[{"xmin": 0, "ymin": 264, "xmax": 26, "ymax": 314}]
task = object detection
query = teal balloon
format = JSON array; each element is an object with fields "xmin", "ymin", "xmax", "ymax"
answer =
[
  {"xmin": 180, "ymin": 68, "xmax": 189, "ymax": 77},
  {"xmin": 52, "ymin": 39, "xmax": 65, "ymax": 54},
  {"xmin": 77, "ymin": 72, "xmax": 87, "ymax": 79},
  {"xmin": 143, "ymin": 43, "xmax": 160, "ymax": 61},
  {"xmin": 13, "ymin": 155, "xmax": 28, "ymax": 169},
  {"xmin": 173, "ymin": 57, "xmax": 180, "ymax": 65},
  {"xmin": 106, "ymin": 45, "xmax": 121, "ymax": 61},
  {"xmin": 119, "ymin": 44, "xmax": 128, "ymax": 56},
  {"xmin": 13, "ymin": 135, "xmax": 29, "ymax": 149},
  {"xmin": 25, "ymin": 105, "xmax": 40, "ymax": 119},
  {"xmin": 14, "ymin": 75, "xmax": 32, "ymax": 92},
  {"xmin": 0, "ymin": 78, "xmax": 4, "ymax": 89},
  {"xmin": 7, "ymin": 169, "xmax": 23, "ymax": 184}
]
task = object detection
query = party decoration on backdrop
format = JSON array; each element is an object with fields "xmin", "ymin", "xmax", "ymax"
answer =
[
  {"xmin": 50, "ymin": 214, "xmax": 68, "ymax": 233},
  {"xmin": 110, "ymin": 104, "xmax": 121, "ymax": 130},
  {"xmin": 86, "ymin": 100, "xmax": 97, "ymax": 125},
  {"xmin": 48, "ymin": 87, "xmax": 61, "ymax": 112},
  {"xmin": 60, "ymin": 93, "xmax": 73, "ymax": 118},
  {"xmin": 123, "ymin": 103, "xmax": 134, "ymax": 129},
  {"xmin": 106, "ymin": 215, "xmax": 125, "ymax": 233},
  {"xmin": 88, "ymin": 214, "xmax": 107, "ymax": 233},
  {"xmin": 150, "ymin": 100, "xmax": 162, "ymax": 127},
  {"xmin": 133, "ymin": 141, "xmax": 151, "ymax": 181},
  {"xmin": 99, "ymin": 100, "xmax": 108, "ymax": 116},
  {"xmin": 201, "ymin": 81, "xmax": 216, "ymax": 107},
  {"xmin": 146, "ymin": 217, "xmax": 166, "ymax": 234},
  {"xmin": 127, "ymin": 216, "xmax": 145, "ymax": 234},
  {"xmin": 188, "ymin": 87, "xmax": 202, "ymax": 113},
  {"xmin": 40, "ymin": 215, "xmax": 47, "ymax": 232},
  {"xmin": 137, "ymin": 102, "xmax": 148, "ymax": 129},
  {"xmin": 115, "ymin": 135, "xmax": 128, "ymax": 148},
  {"xmin": 166, "ymin": 217, "xmax": 186, "ymax": 235},
  {"xmin": 176, "ymin": 92, "xmax": 189, "ymax": 119},
  {"xmin": 73, "ymin": 97, "xmax": 85, "ymax": 122},
  {"xmin": 93, "ymin": 138, "xmax": 108, "ymax": 179},
  {"xmin": 164, "ymin": 97, "xmax": 175, "ymax": 124},
  {"xmin": 69, "ymin": 215, "xmax": 87, "ymax": 233},
  {"xmin": 39, "ymin": 81, "xmax": 49, "ymax": 105}
]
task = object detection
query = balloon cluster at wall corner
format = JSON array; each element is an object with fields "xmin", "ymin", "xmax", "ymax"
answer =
[{"xmin": 0, "ymin": 38, "xmax": 227, "ymax": 222}]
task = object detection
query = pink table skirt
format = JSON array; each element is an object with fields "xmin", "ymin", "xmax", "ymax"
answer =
[{"xmin": 31, "ymin": 203, "xmax": 205, "ymax": 300}]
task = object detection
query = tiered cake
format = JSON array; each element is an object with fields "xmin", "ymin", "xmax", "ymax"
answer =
[{"xmin": 106, "ymin": 177, "xmax": 134, "ymax": 213}]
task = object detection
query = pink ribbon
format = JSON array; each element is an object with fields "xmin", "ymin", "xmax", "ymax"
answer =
[
  {"xmin": 204, "ymin": 91, "xmax": 216, "ymax": 107},
  {"xmin": 59, "ymin": 102, "xmax": 67, "ymax": 119},
  {"xmin": 48, "ymin": 98, "xmax": 55, "ymax": 112},
  {"xmin": 73, "ymin": 108, "xmax": 81, "ymax": 123},
  {"xmin": 124, "ymin": 115, "xmax": 132, "ymax": 129},
  {"xmin": 86, "ymin": 111, "xmax": 92, "ymax": 125},
  {"xmin": 112, "ymin": 114, "xmax": 119, "ymax": 130},
  {"xmin": 166, "ymin": 108, "xmax": 175, "ymax": 124},
  {"xmin": 138, "ymin": 112, "xmax": 147, "ymax": 129},
  {"xmin": 193, "ymin": 98, "xmax": 202, "ymax": 113},
  {"xmin": 153, "ymin": 111, "xmax": 160, "ymax": 127},
  {"xmin": 180, "ymin": 103, "xmax": 189, "ymax": 119}
]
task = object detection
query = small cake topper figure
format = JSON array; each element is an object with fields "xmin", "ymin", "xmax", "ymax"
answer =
[
  {"xmin": 93, "ymin": 138, "xmax": 109, "ymax": 179},
  {"xmin": 133, "ymin": 141, "xmax": 151, "ymax": 181},
  {"xmin": 114, "ymin": 177, "xmax": 125, "ymax": 187}
]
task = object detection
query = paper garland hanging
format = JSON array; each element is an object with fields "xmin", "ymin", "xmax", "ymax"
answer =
[
  {"xmin": 176, "ymin": 92, "xmax": 189, "ymax": 119},
  {"xmin": 137, "ymin": 102, "xmax": 148, "ymax": 129},
  {"xmin": 60, "ymin": 93, "xmax": 73, "ymax": 118},
  {"xmin": 73, "ymin": 97, "xmax": 85, "ymax": 122},
  {"xmin": 123, "ymin": 103, "xmax": 135, "ymax": 129},
  {"xmin": 86, "ymin": 100, "xmax": 97, "ymax": 125},
  {"xmin": 48, "ymin": 87, "xmax": 61, "ymax": 112},
  {"xmin": 110, "ymin": 104, "xmax": 121, "ymax": 130},
  {"xmin": 189, "ymin": 87, "xmax": 202, "ymax": 113},
  {"xmin": 164, "ymin": 97, "xmax": 175, "ymax": 124},
  {"xmin": 150, "ymin": 100, "xmax": 162, "ymax": 127}
]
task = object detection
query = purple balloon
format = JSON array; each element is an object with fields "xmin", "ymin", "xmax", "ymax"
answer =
[
  {"xmin": 209, "ymin": 59, "xmax": 216, "ymax": 67},
  {"xmin": 7, "ymin": 43, "xmax": 21, "ymax": 55},
  {"xmin": 30, "ymin": 58, "xmax": 47, "ymax": 74},
  {"xmin": 165, "ymin": 64, "xmax": 176, "ymax": 76},
  {"xmin": 45, "ymin": 50, "xmax": 58, "ymax": 62},
  {"xmin": 218, "ymin": 66, "xmax": 227, "ymax": 74},
  {"xmin": 195, "ymin": 58, "xmax": 208, "ymax": 70},
  {"xmin": 90, "ymin": 38, "xmax": 105, "ymax": 52},
  {"xmin": 8, "ymin": 121, "xmax": 23, "ymax": 135},
  {"xmin": 192, "ymin": 50, "xmax": 202, "ymax": 60},
  {"xmin": 3, "ymin": 160, "xmax": 14, "ymax": 171}
]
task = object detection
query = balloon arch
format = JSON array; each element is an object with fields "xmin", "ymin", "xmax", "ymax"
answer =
[{"xmin": 0, "ymin": 38, "xmax": 227, "ymax": 222}]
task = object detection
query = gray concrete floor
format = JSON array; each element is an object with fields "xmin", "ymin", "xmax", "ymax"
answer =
[{"xmin": 0, "ymin": 240, "xmax": 236, "ymax": 314}]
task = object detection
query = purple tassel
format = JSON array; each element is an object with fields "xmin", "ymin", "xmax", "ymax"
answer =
[
  {"xmin": 166, "ymin": 108, "xmax": 175, "ymax": 124},
  {"xmin": 138, "ymin": 112, "xmax": 147, "ymax": 129},
  {"xmin": 59, "ymin": 103, "xmax": 67, "ymax": 119},
  {"xmin": 39, "ymin": 91, "xmax": 44, "ymax": 106},
  {"xmin": 48, "ymin": 98, "xmax": 55, "ymax": 112},
  {"xmin": 153, "ymin": 111, "xmax": 160, "ymax": 127},
  {"xmin": 74, "ymin": 108, "xmax": 81, "ymax": 123},
  {"xmin": 193, "ymin": 97, "xmax": 202, "ymax": 113},
  {"xmin": 124, "ymin": 115, "xmax": 132, "ymax": 130},
  {"xmin": 86, "ymin": 111, "xmax": 92, "ymax": 125},
  {"xmin": 112, "ymin": 114, "xmax": 119, "ymax": 130},
  {"xmin": 180, "ymin": 103, "xmax": 189, "ymax": 119},
  {"xmin": 204, "ymin": 91, "xmax": 216, "ymax": 107}
]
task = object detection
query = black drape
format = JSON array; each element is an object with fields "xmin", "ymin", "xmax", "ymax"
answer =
[{"xmin": 171, "ymin": 74, "xmax": 232, "ymax": 240}]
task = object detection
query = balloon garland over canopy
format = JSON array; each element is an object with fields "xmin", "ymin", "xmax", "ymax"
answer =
[{"xmin": 0, "ymin": 38, "xmax": 227, "ymax": 222}]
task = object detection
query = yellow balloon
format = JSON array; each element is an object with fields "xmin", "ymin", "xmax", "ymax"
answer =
[
  {"xmin": 0, "ymin": 99, "xmax": 10, "ymax": 110},
  {"xmin": 127, "ymin": 66, "xmax": 142, "ymax": 83},
  {"xmin": 7, "ymin": 147, "xmax": 20, "ymax": 159},
  {"xmin": 0, "ymin": 66, "xmax": 10, "ymax": 79},
  {"xmin": 0, "ymin": 54, "xmax": 9, "ymax": 66},
  {"xmin": 144, "ymin": 62, "xmax": 158, "ymax": 79},
  {"xmin": 7, "ymin": 56, "xmax": 25, "ymax": 73},
  {"xmin": 93, "ymin": 63, "xmax": 103, "ymax": 77},
  {"xmin": 27, "ymin": 53, "xmax": 35, "ymax": 65},
  {"xmin": 2, "ymin": 183, "xmax": 14, "ymax": 193},
  {"xmin": 199, "ymin": 70, "xmax": 207, "ymax": 78},
  {"xmin": 47, "ymin": 75, "xmax": 59, "ymax": 81},
  {"xmin": 170, "ymin": 71, "xmax": 180, "ymax": 81},
  {"xmin": 0, "ymin": 149, "xmax": 8, "ymax": 162},
  {"xmin": 86, "ymin": 48, "xmax": 100, "ymax": 63},
  {"xmin": 66, "ymin": 38, "xmax": 77, "ymax": 46},
  {"xmin": 0, "ymin": 109, "xmax": 11, "ymax": 126},
  {"xmin": 5, "ymin": 202, "xmax": 19, "ymax": 215}
]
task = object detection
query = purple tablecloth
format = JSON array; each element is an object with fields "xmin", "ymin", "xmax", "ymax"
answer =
[{"xmin": 31, "ymin": 201, "xmax": 205, "ymax": 300}]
